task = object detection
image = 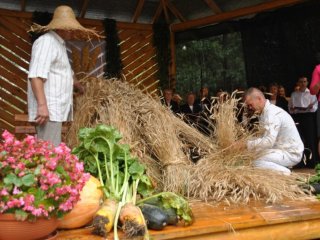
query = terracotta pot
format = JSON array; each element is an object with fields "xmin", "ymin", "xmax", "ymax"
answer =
[{"xmin": 0, "ymin": 214, "xmax": 59, "ymax": 240}]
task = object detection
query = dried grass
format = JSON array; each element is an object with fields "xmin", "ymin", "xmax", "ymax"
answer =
[{"xmin": 66, "ymin": 77, "xmax": 312, "ymax": 204}]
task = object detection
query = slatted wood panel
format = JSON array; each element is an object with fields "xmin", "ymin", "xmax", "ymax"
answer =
[
  {"xmin": 0, "ymin": 13, "xmax": 30, "ymax": 133},
  {"xmin": 0, "ymin": 9, "xmax": 159, "ymax": 133}
]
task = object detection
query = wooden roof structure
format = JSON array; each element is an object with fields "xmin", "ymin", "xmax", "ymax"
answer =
[
  {"xmin": 0, "ymin": 0, "xmax": 311, "ymax": 133},
  {"xmin": 0, "ymin": 0, "xmax": 308, "ymax": 30}
]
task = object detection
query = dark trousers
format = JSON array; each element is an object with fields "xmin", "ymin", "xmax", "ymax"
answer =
[{"xmin": 292, "ymin": 112, "xmax": 319, "ymax": 168}]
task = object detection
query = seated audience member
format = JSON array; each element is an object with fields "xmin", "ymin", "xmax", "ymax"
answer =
[
  {"xmin": 172, "ymin": 93, "xmax": 182, "ymax": 106},
  {"xmin": 180, "ymin": 92, "xmax": 202, "ymax": 125},
  {"xmin": 289, "ymin": 76, "xmax": 318, "ymax": 167},
  {"xmin": 235, "ymin": 88, "xmax": 304, "ymax": 174},
  {"xmin": 294, "ymin": 82, "xmax": 300, "ymax": 92},
  {"xmin": 198, "ymin": 85, "xmax": 211, "ymax": 111},
  {"xmin": 266, "ymin": 83, "xmax": 288, "ymax": 112},
  {"xmin": 161, "ymin": 88, "xmax": 180, "ymax": 113},
  {"xmin": 216, "ymin": 90, "xmax": 230, "ymax": 103},
  {"xmin": 258, "ymin": 85, "xmax": 267, "ymax": 94},
  {"xmin": 278, "ymin": 85, "xmax": 289, "ymax": 100}
]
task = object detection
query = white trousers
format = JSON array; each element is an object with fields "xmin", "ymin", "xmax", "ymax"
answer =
[{"xmin": 253, "ymin": 149, "xmax": 302, "ymax": 174}]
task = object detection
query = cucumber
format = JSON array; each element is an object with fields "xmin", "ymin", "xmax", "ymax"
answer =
[{"xmin": 140, "ymin": 204, "xmax": 168, "ymax": 230}]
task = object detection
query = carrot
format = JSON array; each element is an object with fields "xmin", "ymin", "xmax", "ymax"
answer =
[
  {"xmin": 119, "ymin": 202, "xmax": 146, "ymax": 237},
  {"xmin": 92, "ymin": 199, "xmax": 118, "ymax": 237}
]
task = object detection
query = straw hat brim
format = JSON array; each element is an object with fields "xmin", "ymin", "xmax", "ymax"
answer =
[
  {"xmin": 30, "ymin": 23, "xmax": 103, "ymax": 40},
  {"xmin": 29, "ymin": 5, "xmax": 103, "ymax": 40}
]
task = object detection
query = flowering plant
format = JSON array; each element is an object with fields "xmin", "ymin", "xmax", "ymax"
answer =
[{"xmin": 0, "ymin": 130, "xmax": 90, "ymax": 221}]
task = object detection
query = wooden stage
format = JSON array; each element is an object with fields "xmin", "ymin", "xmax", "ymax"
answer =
[{"xmin": 56, "ymin": 198, "xmax": 320, "ymax": 240}]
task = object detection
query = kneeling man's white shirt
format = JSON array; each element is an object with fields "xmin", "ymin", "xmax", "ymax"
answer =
[{"xmin": 247, "ymin": 100, "xmax": 304, "ymax": 164}]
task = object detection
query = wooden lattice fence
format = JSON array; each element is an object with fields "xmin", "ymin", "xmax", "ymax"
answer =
[{"xmin": 0, "ymin": 9, "xmax": 159, "ymax": 133}]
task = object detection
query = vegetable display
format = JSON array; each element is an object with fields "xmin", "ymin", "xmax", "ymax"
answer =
[{"xmin": 73, "ymin": 124, "xmax": 193, "ymax": 239}]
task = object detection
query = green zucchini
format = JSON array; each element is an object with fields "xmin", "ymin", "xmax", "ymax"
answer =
[
  {"xmin": 140, "ymin": 204, "xmax": 168, "ymax": 230},
  {"xmin": 161, "ymin": 207, "xmax": 178, "ymax": 225}
]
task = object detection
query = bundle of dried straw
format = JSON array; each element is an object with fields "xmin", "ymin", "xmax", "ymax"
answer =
[{"xmin": 66, "ymin": 77, "xmax": 311, "ymax": 204}]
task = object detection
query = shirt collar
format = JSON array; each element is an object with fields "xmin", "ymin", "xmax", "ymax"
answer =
[
  {"xmin": 49, "ymin": 30, "xmax": 65, "ymax": 45},
  {"xmin": 299, "ymin": 88, "xmax": 310, "ymax": 93},
  {"xmin": 261, "ymin": 99, "xmax": 270, "ymax": 116}
]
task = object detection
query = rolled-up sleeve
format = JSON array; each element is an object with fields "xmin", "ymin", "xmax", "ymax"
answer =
[{"xmin": 247, "ymin": 114, "xmax": 280, "ymax": 151}]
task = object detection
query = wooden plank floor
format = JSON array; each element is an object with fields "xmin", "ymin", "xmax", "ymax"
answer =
[{"xmin": 56, "ymin": 198, "xmax": 320, "ymax": 240}]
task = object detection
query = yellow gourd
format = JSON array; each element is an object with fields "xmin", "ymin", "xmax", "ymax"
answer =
[{"xmin": 58, "ymin": 175, "xmax": 103, "ymax": 229}]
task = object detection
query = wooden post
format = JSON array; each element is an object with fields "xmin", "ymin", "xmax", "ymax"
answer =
[{"xmin": 169, "ymin": 29, "xmax": 176, "ymax": 90}]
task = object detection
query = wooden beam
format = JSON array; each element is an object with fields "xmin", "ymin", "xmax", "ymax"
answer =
[
  {"xmin": 161, "ymin": 0, "xmax": 170, "ymax": 23},
  {"xmin": 20, "ymin": 0, "xmax": 26, "ymax": 12},
  {"xmin": 132, "ymin": 0, "xmax": 145, "ymax": 23},
  {"xmin": 79, "ymin": 0, "xmax": 90, "ymax": 18},
  {"xmin": 165, "ymin": 0, "xmax": 186, "ymax": 22},
  {"xmin": 171, "ymin": 0, "xmax": 307, "ymax": 32},
  {"xmin": 202, "ymin": 0, "xmax": 222, "ymax": 14},
  {"xmin": 152, "ymin": 2, "xmax": 163, "ymax": 24}
]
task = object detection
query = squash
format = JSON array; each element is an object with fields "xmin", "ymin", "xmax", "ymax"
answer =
[{"xmin": 58, "ymin": 175, "xmax": 103, "ymax": 229}]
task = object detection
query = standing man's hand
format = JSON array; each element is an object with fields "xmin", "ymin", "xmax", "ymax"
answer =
[{"xmin": 35, "ymin": 103, "xmax": 49, "ymax": 125}]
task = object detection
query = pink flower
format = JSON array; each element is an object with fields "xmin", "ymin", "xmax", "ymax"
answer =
[
  {"xmin": 31, "ymin": 208, "xmax": 43, "ymax": 217},
  {"xmin": 24, "ymin": 135, "xmax": 36, "ymax": 145},
  {"xmin": 7, "ymin": 157, "xmax": 15, "ymax": 164},
  {"xmin": 13, "ymin": 186, "xmax": 22, "ymax": 195},
  {"xmin": 2, "ymin": 130, "xmax": 14, "ymax": 144},
  {"xmin": 75, "ymin": 162, "xmax": 84, "ymax": 172},
  {"xmin": 7, "ymin": 199, "xmax": 23, "ymax": 208},
  {"xmin": 24, "ymin": 195, "xmax": 35, "ymax": 205},
  {"xmin": 0, "ymin": 188, "xmax": 9, "ymax": 196},
  {"xmin": 46, "ymin": 158, "xmax": 58, "ymax": 170}
]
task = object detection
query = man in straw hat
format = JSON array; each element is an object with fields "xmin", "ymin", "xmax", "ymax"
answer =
[
  {"xmin": 28, "ymin": 5, "xmax": 101, "ymax": 146},
  {"xmin": 234, "ymin": 87, "xmax": 304, "ymax": 175}
]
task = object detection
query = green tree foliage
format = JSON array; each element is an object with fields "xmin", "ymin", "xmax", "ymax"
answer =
[{"xmin": 176, "ymin": 32, "xmax": 247, "ymax": 99}]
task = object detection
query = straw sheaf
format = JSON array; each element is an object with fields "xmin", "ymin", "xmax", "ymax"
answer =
[
  {"xmin": 29, "ymin": 5, "xmax": 103, "ymax": 40},
  {"xmin": 67, "ymin": 77, "xmax": 313, "ymax": 204}
]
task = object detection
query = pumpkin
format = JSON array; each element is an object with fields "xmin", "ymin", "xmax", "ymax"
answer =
[{"xmin": 58, "ymin": 175, "xmax": 103, "ymax": 229}]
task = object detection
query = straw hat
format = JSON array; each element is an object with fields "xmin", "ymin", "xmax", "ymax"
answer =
[{"xmin": 30, "ymin": 5, "xmax": 103, "ymax": 40}]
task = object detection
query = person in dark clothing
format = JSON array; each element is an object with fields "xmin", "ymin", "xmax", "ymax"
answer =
[
  {"xmin": 161, "ymin": 88, "xmax": 180, "ymax": 114},
  {"xmin": 266, "ymin": 83, "xmax": 289, "ymax": 112},
  {"xmin": 197, "ymin": 86, "xmax": 212, "ymax": 135},
  {"xmin": 181, "ymin": 92, "xmax": 202, "ymax": 126}
]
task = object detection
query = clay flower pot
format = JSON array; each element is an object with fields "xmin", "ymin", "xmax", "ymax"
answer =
[{"xmin": 0, "ymin": 214, "xmax": 59, "ymax": 240}]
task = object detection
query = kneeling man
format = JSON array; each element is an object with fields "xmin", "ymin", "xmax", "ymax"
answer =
[{"xmin": 239, "ymin": 87, "xmax": 304, "ymax": 174}]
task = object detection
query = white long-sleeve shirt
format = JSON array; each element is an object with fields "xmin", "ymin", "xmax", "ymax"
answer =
[
  {"xmin": 28, "ymin": 31, "xmax": 73, "ymax": 122},
  {"xmin": 247, "ymin": 100, "xmax": 304, "ymax": 158},
  {"xmin": 289, "ymin": 88, "xmax": 318, "ymax": 114}
]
